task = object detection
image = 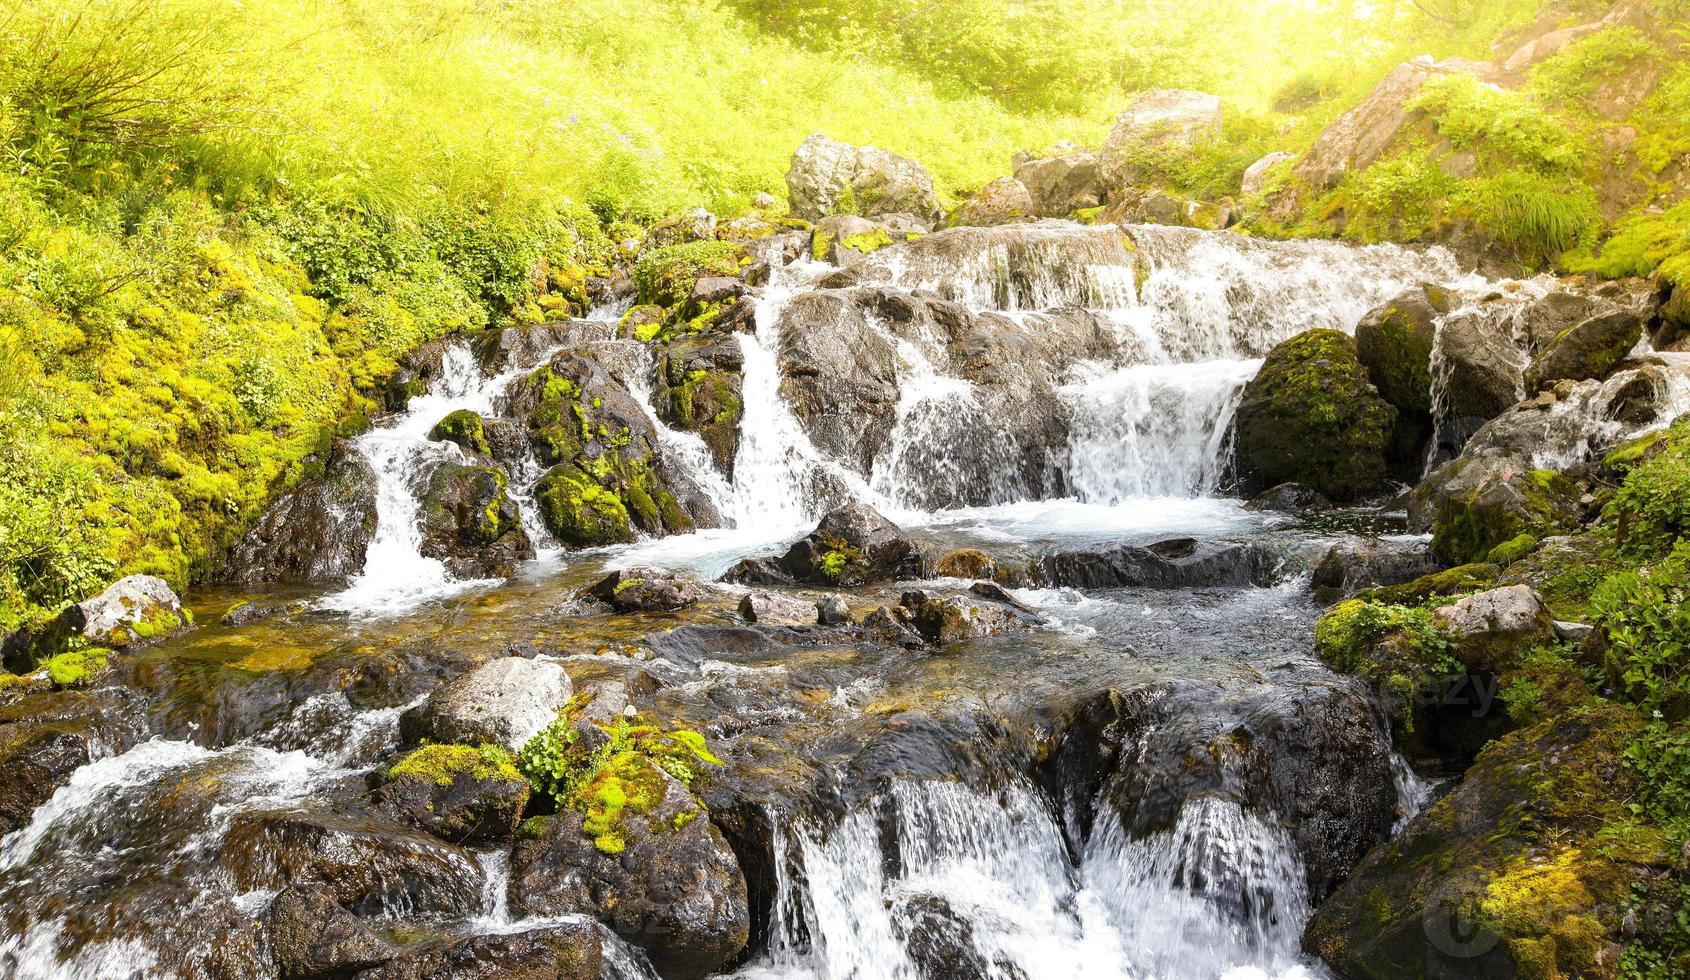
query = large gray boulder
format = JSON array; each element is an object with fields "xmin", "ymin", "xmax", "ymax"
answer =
[
  {"xmin": 1523, "ymin": 310, "xmax": 1642, "ymax": 393},
  {"xmin": 1430, "ymin": 306, "xmax": 1528, "ymax": 458},
  {"xmin": 69, "ymin": 574, "xmax": 188, "ymax": 649},
  {"xmin": 1430, "ymin": 584, "xmax": 1556, "ymax": 672},
  {"xmin": 1013, "ymin": 152, "xmax": 1105, "ymax": 217},
  {"xmin": 1100, "ymin": 89, "xmax": 1223, "ymax": 188},
  {"xmin": 785, "ymin": 134, "xmax": 941, "ymax": 224},
  {"xmin": 1516, "ymin": 291, "xmax": 1617, "ymax": 355},
  {"xmin": 221, "ymin": 443, "xmax": 379, "ymax": 585},
  {"xmin": 401, "ymin": 657, "xmax": 572, "ymax": 752},
  {"xmin": 1240, "ymin": 151, "xmax": 1296, "ymax": 197},
  {"xmin": 1294, "ymin": 57, "xmax": 1491, "ymax": 191},
  {"xmin": 949, "ymin": 177, "xmax": 1033, "ymax": 227}
]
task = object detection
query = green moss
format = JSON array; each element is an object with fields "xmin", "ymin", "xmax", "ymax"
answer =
[
  {"xmin": 839, "ymin": 227, "xmax": 893, "ymax": 254},
  {"xmin": 631, "ymin": 240, "xmax": 744, "ymax": 307},
  {"xmin": 809, "ymin": 533, "xmax": 865, "ymax": 583},
  {"xmin": 535, "ymin": 465, "xmax": 633, "ymax": 547},
  {"xmin": 811, "ymin": 231, "xmax": 834, "ymax": 262},
  {"xmin": 428, "ymin": 409, "xmax": 491, "ymax": 455},
  {"xmin": 43, "ymin": 649, "xmax": 108, "ymax": 688},
  {"xmin": 1487, "ymin": 533, "xmax": 1539, "ymax": 566},
  {"xmin": 1431, "ymin": 466, "xmax": 1579, "ymax": 567},
  {"xmin": 389, "ymin": 743, "xmax": 522, "ymax": 787}
]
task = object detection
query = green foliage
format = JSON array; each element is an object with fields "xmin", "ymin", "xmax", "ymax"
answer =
[
  {"xmin": 1592, "ymin": 543, "xmax": 1690, "ymax": 721},
  {"xmin": 1527, "ymin": 27, "xmax": 1658, "ymax": 109},
  {"xmin": 1567, "ymin": 202, "xmax": 1690, "ymax": 286},
  {"xmin": 1458, "ymin": 172, "xmax": 1602, "ymax": 266},
  {"xmin": 519, "ymin": 706, "xmax": 721, "ymax": 855},
  {"xmin": 1410, "ymin": 75, "xmax": 1585, "ymax": 175},
  {"xmin": 632, "ymin": 240, "xmax": 744, "ymax": 308},
  {"xmin": 1609, "ymin": 422, "xmax": 1690, "ymax": 558},
  {"xmin": 43, "ymin": 647, "xmax": 107, "ymax": 688}
]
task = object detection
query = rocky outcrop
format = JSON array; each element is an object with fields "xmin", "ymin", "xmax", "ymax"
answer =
[
  {"xmin": 785, "ymin": 134, "xmax": 941, "ymax": 224},
  {"xmin": 582, "ymin": 567, "xmax": 705, "ymax": 614},
  {"xmin": 1013, "ymin": 152, "xmax": 1104, "ymax": 217},
  {"xmin": 1354, "ymin": 285, "xmax": 1449, "ymax": 475},
  {"xmin": 510, "ymin": 772, "xmax": 750, "ymax": 980},
  {"xmin": 1523, "ymin": 310, "xmax": 1642, "ymax": 393},
  {"xmin": 723, "ymin": 504, "xmax": 922, "ymax": 587},
  {"xmin": 374, "ymin": 743, "xmax": 530, "ymax": 844},
  {"xmin": 949, "ymin": 177, "xmax": 1033, "ymax": 227},
  {"xmin": 1293, "ymin": 56, "xmax": 1491, "ymax": 191},
  {"xmin": 1407, "ymin": 455, "xmax": 1582, "ymax": 566},
  {"xmin": 1232, "ymin": 329, "xmax": 1397, "ymax": 501},
  {"xmin": 1033, "ymin": 537, "xmax": 1277, "ymax": 589},
  {"xmin": 1312, "ymin": 537, "xmax": 1440, "ymax": 602},
  {"xmin": 416, "ymin": 462, "xmax": 533, "ymax": 578},
  {"xmin": 221, "ymin": 443, "xmax": 379, "ymax": 585},
  {"xmin": 1100, "ymin": 89, "xmax": 1223, "ymax": 188},
  {"xmin": 400, "ymin": 657, "xmax": 572, "ymax": 752},
  {"xmin": 1240, "ymin": 151, "xmax": 1295, "ymax": 196},
  {"xmin": 737, "ymin": 591, "xmax": 816, "ymax": 626},
  {"xmin": 893, "ymin": 587, "xmax": 1038, "ymax": 646},
  {"xmin": 655, "ymin": 333, "xmax": 744, "ymax": 478},
  {"xmin": 1429, "ymin": 585, "xmax": 1556, "ymax": 673},
  {"xmin": 265, "ymin": 882, "xmax": 390, "ymax": 977}
]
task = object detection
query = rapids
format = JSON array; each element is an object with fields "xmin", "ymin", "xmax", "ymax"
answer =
[{"xmin": 3, "ymin": 220, "xmax": 1669, "ymax": 980}]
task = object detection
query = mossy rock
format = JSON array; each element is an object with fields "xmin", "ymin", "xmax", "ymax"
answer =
[
  {"xmin": 1233, "ymin": 329, "xmax": 1397, "ymax": 501},
  {"xmin": 428, "ymin": 409, "xmax": 491, "ymax": 456},
  {"xmin": 1354, "ymin": 285, "xmax": 1449, "ymax": 415},
  {"xmin": 378, "ymin": 743, "xmax": 530, "ymax": 844},
  {"xmin": 1357, "ymin": 562, "xmax": 1500, "ymax": 605},
  {"xmin": 631, "ymin": 241, "xmax": 746, "ymax": 308},
  {"xmin": 1523, "ymin": 311, "xmax": 1642, "ymax": 395},
  {"xmin": 536, "ymin": 465, "xmax": 633, "ymax": 547},
  {"xmin": 1422, "ymin": 461, "xmax": 1581, "ymax": 567}
]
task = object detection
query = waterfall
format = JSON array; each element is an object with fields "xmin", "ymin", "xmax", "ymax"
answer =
[{"xmin": 737, "ymin": 780, "xmax": 1324, "ymax": 980}]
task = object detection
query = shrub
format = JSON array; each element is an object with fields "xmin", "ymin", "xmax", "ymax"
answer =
[
  {"xmin": 1591, "ymin": 543, "xmax": 1690, "ymax": 721},
  {"xmin": 631, "ymin": 240, "xmax": 744, "ymax": 307}
]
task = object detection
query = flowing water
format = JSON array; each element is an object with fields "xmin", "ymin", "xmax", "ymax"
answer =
[{"xmin": 7, "ymin": 220, "xmax": 1679, "ymax": 979}]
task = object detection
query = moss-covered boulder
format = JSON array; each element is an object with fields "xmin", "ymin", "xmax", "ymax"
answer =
[
  {"xmin": 1407, "ymin": 455, "xmax": 1582, "ymax": 567},
  {"xmin": 1355, "ymin": 285, "xmax": 1448, "ymax": 475},
  {"xmin": 416, "ymin": 463, "xmax": 532, "ymax": 578},
  {"xmin": 632, "ymin": 240, "xmax": 746, "ymax": 308},
  {"xmin": 1524, "ymin": 311, "xmax": 1642, "ymax": 395},
  {"xmin": 508, "ymin": 348, "xmax": 700, "ymax": 548},
  {"xmin": 1303, "ymin": 705, "xmax": 1648, "ymax": 980},
  {"xmin": 655, "ymin": 334, "xmax": 744, "ymax": 477},
  {"xmin": 1232, "ymin": 329, "xmax": 1397, "ymax": 501},
  {"xmin": 427, "ymin": 409, "xmax": 491, "ymax": 455},
  {"xmin": 375, "ymin": 743, "xmax": 530, "ymax": 845},
  {"xmin": 722, "ymin": 504, "xmax": 922, "ymax": 587},
  {"xmin": 948, "ymin": 177, "xmax": 1033, "ymax": 228}
]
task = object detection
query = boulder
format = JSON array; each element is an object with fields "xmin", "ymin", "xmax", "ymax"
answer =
[
  {"xmin": 1652, "ymin": 280, "xmax": 1689, "ymax": 350},
  {"xmin": 785, "ymin": 133, "xmax": 941, "ymax": 224},
  {"xmin": 1407, "ymin": 455, "xmax": 1582, "ymax": 566},
  {"xmin": 582, "ymin": 567, "xmax": 704, "ymax": 614},
  {"xmin": 67, "ymin": 574, "xmax": 188, "ymax": 649},
  {"xmin": 1100, "ymin": 89, "xmax": 1224, "ymax": 188},
  {"xmin": 374, "ymin": 744, "xmax": 530, "ymax": 844},
  {"xmin": 891, "ymin": 893, "xmax": 1004, "ymax": 980},
  {"xmin": 1013, "ymin": 152, "xmax": 1105, "ymax": 217},
  {"xmin": 1312, "ymin": 537, "xmax": 1440, "ymax": 602},
  {"xmin": 221, "ymin": 444, "xmax": 379, "ymax": 585},
  {"xmin": 401, "ymin": 657, "xmax": 572, "ymax": 752},
  {"xmin": 1232, "ymin": 329, "xmax": 1397, "ymax": 501},
  {"xmin": 815, "ymin": 594, "xmax": 850, "ymax": 626},
  {"xmin": 1243, "ymin": 483, "xmax": 1332, "ymax": 513},
  {"xmin": 897, "ymin": 589, "xmax": 1036, "ymax": 646},
  {"xmin": 416, "ymin": 463, "xmax": 533, "ymax": 579},
  {"xmin": 1355, "ymin": 285, "xmax": 1449, "ymax": 415},
  {"xmin": 1426, "ymin": 307, "xmax": 1527, "ymax": 458},
  {"xmin": 354, "ymin": 923, "xmax": 602, "ymax": 980},
  {"xmin": 813, "ymin": 214, "xmax": 898, "ymax": 267},
  {"xmin": 642, "ymin": 209, "xmax": 717, "ymax": 252},
  {"xmin": 265, "ymin": 882, "xmax": 390, "ymax": 977},
  {"xmin": 1033, "ymin": 537, "xmax": 1276, "ymax": 589},
  {"xmin": 1516, "ymin": 290, "xmax": 1616, "ymax": 354},
  {"xmin": 722, "ymin": 504, "xmax": 922, "ymax": 587},
  {"xmin": 949, "ymin": 177, "xmax": 1033, "ymax": 227},
  {"xmin": 221, "ymin": 811, "xmax": 484, "ymax": 919},
  {"xmin": 1523, "ymin": 311, "xmax": 1642, "ymax": 393},
  {"xmin": 428, "ymin": 409, "xmax": 491, "ymax": 456},
  {"xmin": 1240, "ymin": 151, "xmax": 1295, "ymax": 197},
  {"xmin": 933, "ymin": 548, "xmax": 1001, "ymax": 579},
  {"xmin": 737, "ymin": 591, "xmax": 814, "ymax": 627},
  {"xmin": 510, "ymin": 772, "xmax": 750, "ymax": 980},
  {"xmin": 1429, "ymin": 585, "xmax": 1556, "ymax": 673},
  {"xmin": 0, "ymin": 720, "xmax": 96, "ymax": 835},
  {"xmin": 655, "ymin": 333, "xmax": 744, "ymax": 477},
  {"xmin": 1294, "ymin": 57, "xmax": 1492, "ymax": 191}
]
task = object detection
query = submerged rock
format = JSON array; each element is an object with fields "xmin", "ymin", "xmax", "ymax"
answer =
[
  {"xmin": 1033, "ymin": 538, "xmax": 1277, "ymax": 590},
  {"xmin": 0, "ymin": 720, "xmax": 96, "ymax": 835},
  {"xmin": 785, "ymin": 133, "xmax": 941, "ymax": 224},
  {"xmin": 510, "ymin": 771, "xmax": 750, "ymax": 980},
  {"xmin": 723, "ymin": 504, "xmax": 922, "ymax": 587},
  {"xmin": 1232, "ymin": 329, "xmax": 1396, "ymax": 501},
  {"xmin": 1243, "ymin": 483, "xmax": 1332, "ymax": 513},
  {"xmin": 401, "ymin": 657, "xmax": 572, "ymax": 752},
  {"xmin": 221, "ymin": 443, "xmax": 380, "ymax": 586}
]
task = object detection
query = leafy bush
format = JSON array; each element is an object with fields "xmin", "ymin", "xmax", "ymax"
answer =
[
  {"xmin": 1609, "ymin": 422, "xmax": 1690, "ymax": 558},
  {"xmin": 1592, "ymin": 543, "xmax": 1690, "ymax": 721},
  {"xmin": 1410, "ymin": 75, "xmax": 1586, "ymax": 175},
  {"xmin": 632, "ymin": 240, "xmax": 745, "ymax": 307}
]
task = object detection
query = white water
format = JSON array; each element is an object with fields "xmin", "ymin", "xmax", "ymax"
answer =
[{"xmin": 736, "ymin": 780, "xmax": 1325, "ymax": 980}]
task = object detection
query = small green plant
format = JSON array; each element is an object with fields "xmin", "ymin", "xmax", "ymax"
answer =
[{"xmin": 389, "ymin": 743, "xmax": 521, "ymax": 787}]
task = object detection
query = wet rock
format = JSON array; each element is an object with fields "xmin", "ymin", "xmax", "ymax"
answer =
[
  {"xmin": 583, "ymin": 567, "xmax": 704, "ymax": 614},
  {"xmin": 1294, "ymin": 56, "xmax": 1492, "ymax": 191},
  {"xmin": 1033, "ymin": 538, "xmax": 1277, "ymax": 589},
  {"xmin": 1312, "ymin": 537, "xmax": 1440, "ymax": 602},
  {"xmin": 427, "ymin": 409, "xmax": 491, "ymax": 456},
  {"xmin": 738, "ymin": 591, "xmax": 814, "ymax": 626},
  {"xmin": 510, "ymin": 771, "xmax": 750, "ymax": 980},
  {"xmin": 1517, "ymin": 290, "xmax": 1616, "ymax": 354},
  {"xmin": 1232, "ymin": 329, "xmax": 1397, "ymax": 501},
  {"xmin": 890, "ymin": 893, "xmax": 1015, "ymax": 980},
  {"xmin": 219, "ymin": 598, "xmax": 307, "ymax": 627},
  {"xmin": 265, "ymin": 881, "xmax": 391, "ymax": 977},
  {"xmin": 896, "ymin": 589, "xmax": 1031, "ymax": 646},
  {"xmin": 0, "ymin": 721, "xmax": 94, "ymax": 835},
  {"xmin": 400, "ymin": 657, "xmax": 572, "ymax": 752},
  {"xmin": 1100, "ymin": 89, "xmax": 1223, "ymax": 188},
  {"xmin": 723, "ymin": 504, "xmax": 922, "ymax": 587},
  {"xmin": 785, "ymin": 133, "xmax": 942, "ymax": 224},
  {"xmin": 222, "ymin": 810, "xmax": 485, "ymax": 918},
  {"xmin": 374, "ymin": 743, "xmax": 530, "ymax": 844},
  {"xmin": 933, "ymin": 548, "xmax": 1000, "ymax": 578},
  {"xmin": 475, "ymin": 320, "xmax": 614, "ymax": 375},
  {"xmin": 1430, "ymin": 585, "xmax": 1556, "ymax": 673},
  {"xmin": 1240, "ymin": 151, "xmax": 1295, "ymax": 196},
  {"xmin": 353, "ymin": 922, "xmax": 602, "ymax": 980},
  {"xmin": 1012, "ymin": 152, "xmax": 1104, "ymax": 217},
  {"xmin": 772, "ymin": 289, "xmax": 901, "ymax": 472},
  {"xmin": 655, "ymin": 333, "xmax": 744, "ymax": 477},
  {"xmin": 1652, "ymin": 280, "xmax": 1689, "ymax": 350},
  {"xmin": 70, "ymin": 574, "xmax": 188, "ymax": 649},
  {"xmin": 1523, "ymin": 311, "xmax": 1643, "ymax": 393},
  {"xmin": 1243, "ymin": 483, "xmax": 1332, "ymax": 513},
  {"xmin": 1354, "ymin": 285, "xmax": 1448, "ymax": 416},
  {"xmin": 221, "ymin": 444, "xmax": 379, "ymax": 585},
  {"xmin": 644, "ymin": 209, "xmax": 717, "ymax": 252},
  {"xmin": 1407, "ymin": 455, "xmax": 1581, "ymax": 566},
  {"xmin": 949, "ymin": 177, "xmax": 1032, "ymax": 227},
  {"xmin": 416, "ymin": 462, "xmax": 533, "ymax": 579},
  {"xmin": 815, "ymin": 594, "xmax": 850, "ymax": 626},
  {"xmin": 1429, "ymin": 307, "xmax": 1528, "ymax": 457},
  {"xmin": 814, "ymin": 214, "xmax": 899, "ymax": 267}
]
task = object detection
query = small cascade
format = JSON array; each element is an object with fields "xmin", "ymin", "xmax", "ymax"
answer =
[
  {"xmin": 738, "ymin": 779, "xmax": 1324, "ymax": 980},
  {"xmin": 1063, "ymin": 359, "xmax": 1261, "ymax": 501},
  {"xmin": 1519, "ymin": 359, "xmax": 1690, "ymax": 471},
  {"xmin": 1391, "ymin": 755, "xmax": 1437, "ymax": 833}
]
